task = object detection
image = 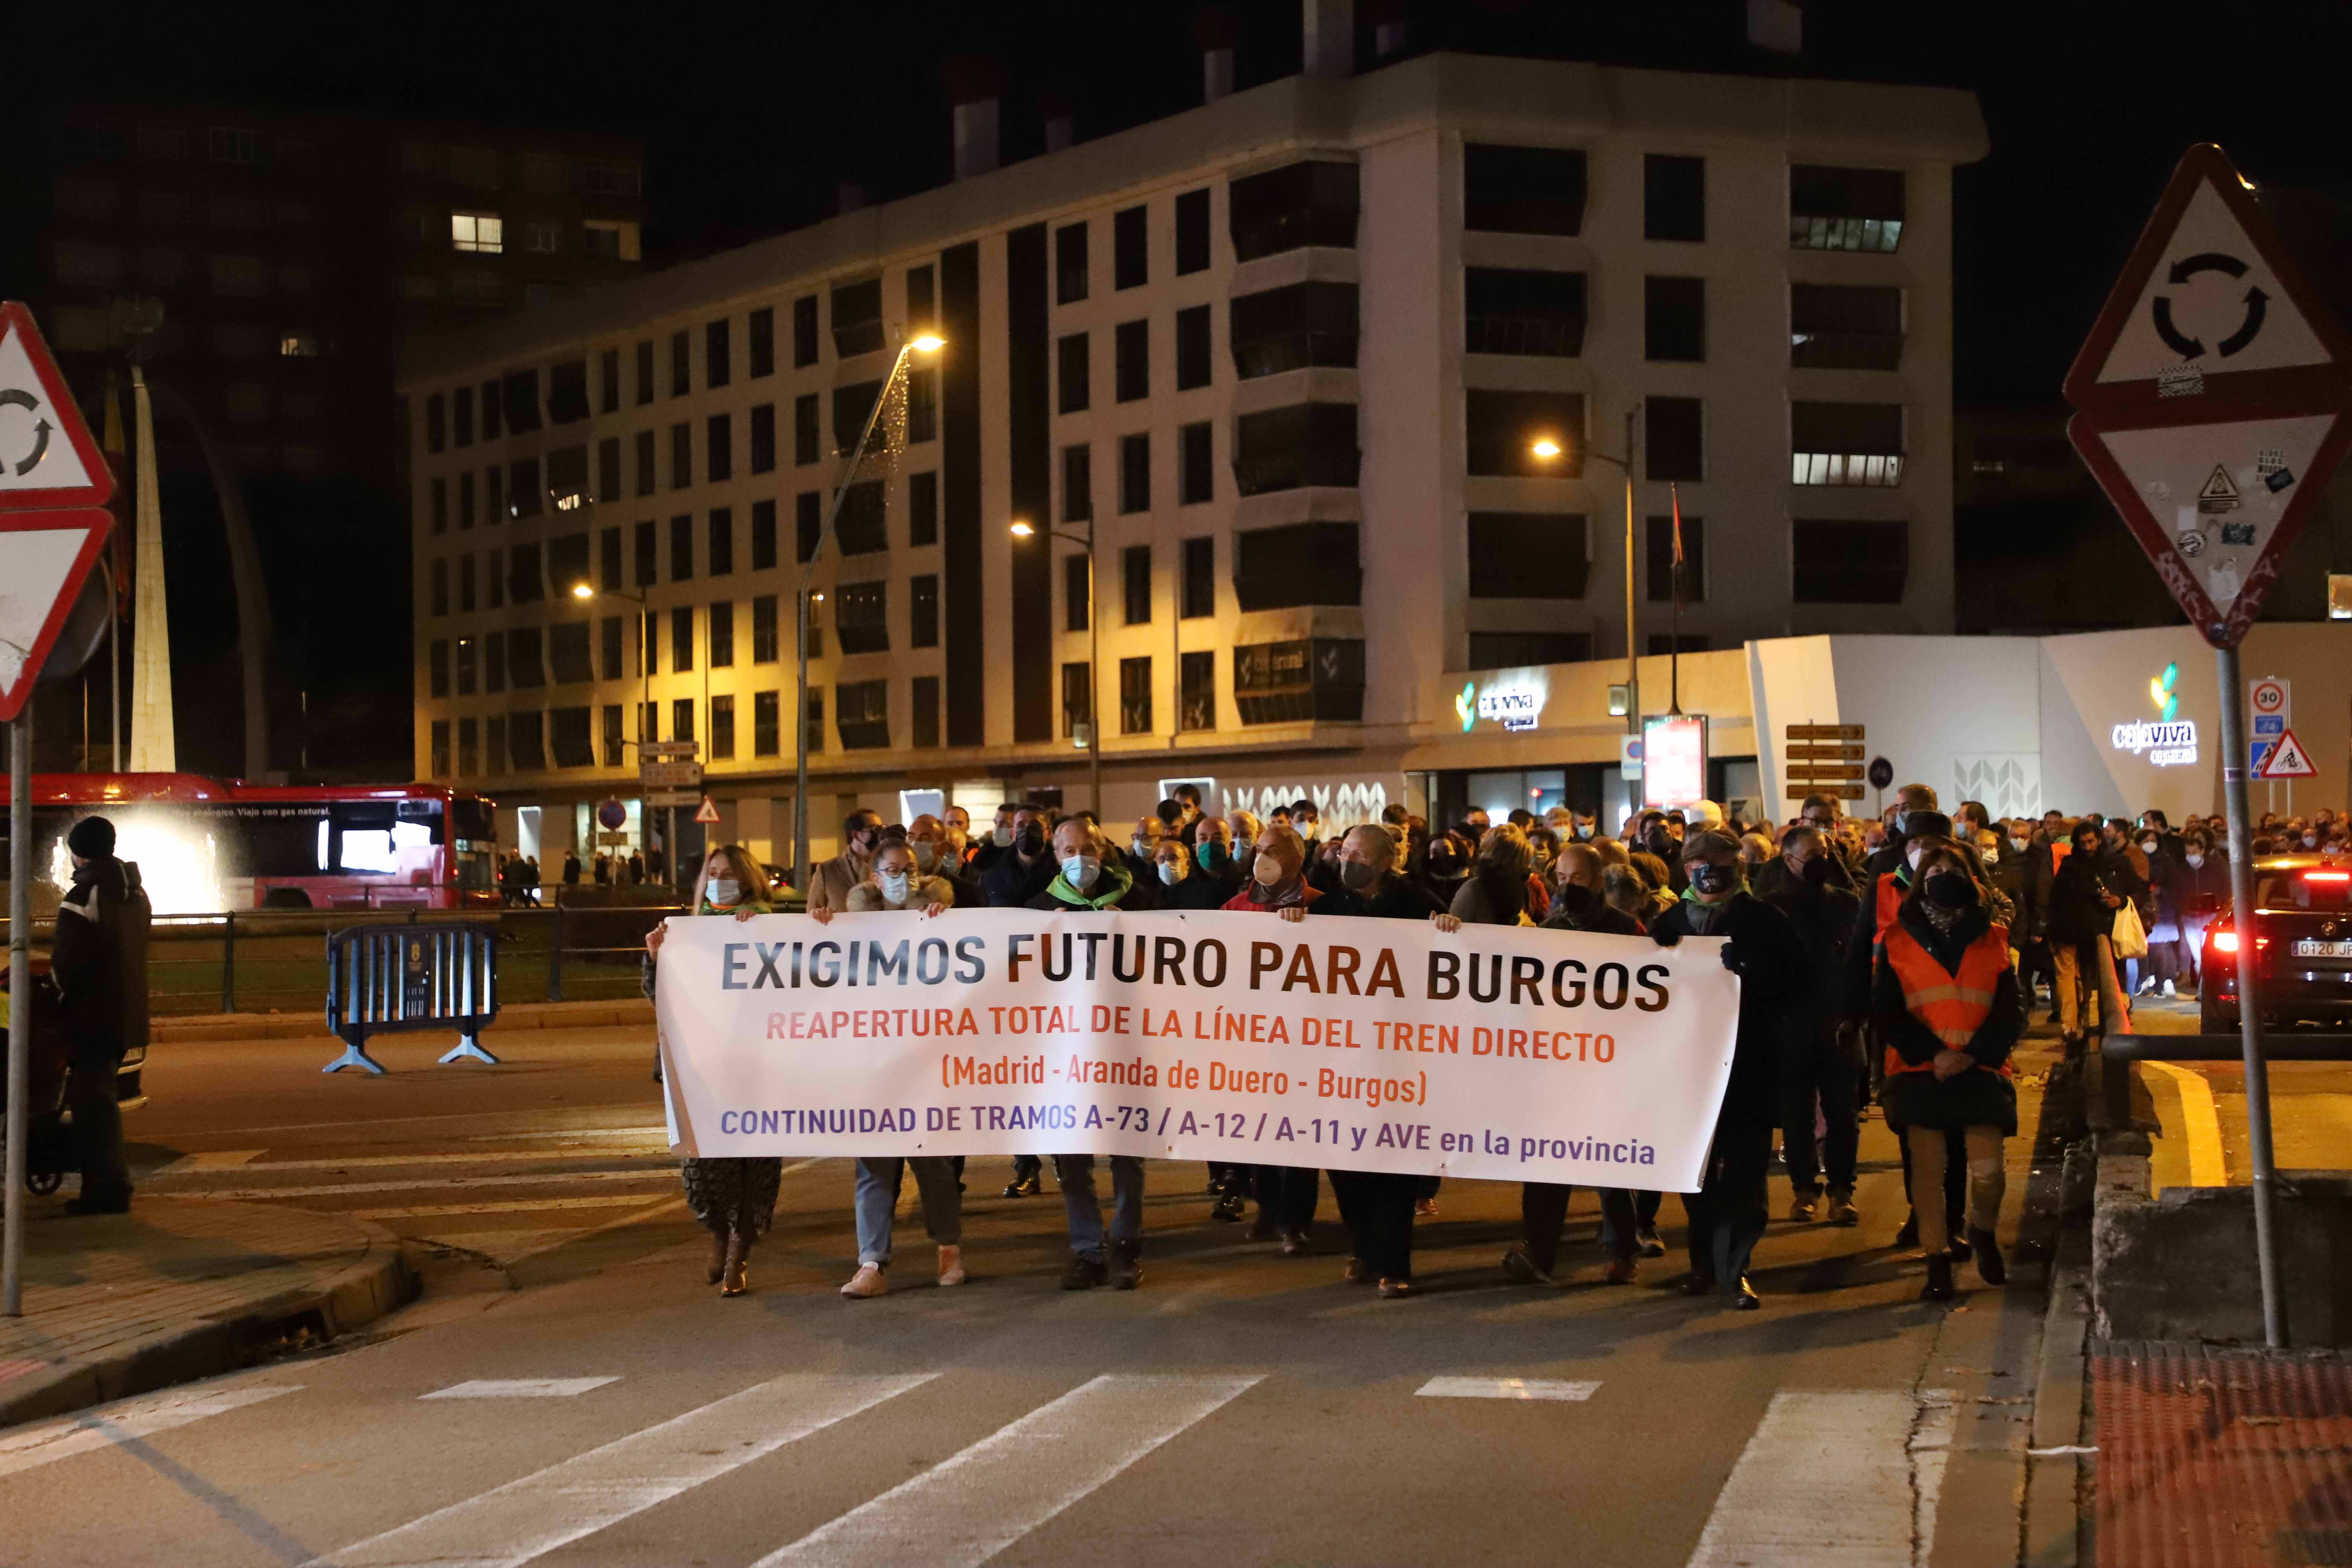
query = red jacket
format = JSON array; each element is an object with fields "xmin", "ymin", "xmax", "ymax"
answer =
[{"xmin": 1220, "ymin": 884, "xmax": 1323, "ymax": 914}]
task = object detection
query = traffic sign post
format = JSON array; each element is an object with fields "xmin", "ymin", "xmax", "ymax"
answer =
[
  {"xmin": 1, "ymin": 304, "xmax": 118, "ymax": 1320},
  {"xmin": 2066, "ymin": 147, "xmax": 2352, "ymax": 1350}
]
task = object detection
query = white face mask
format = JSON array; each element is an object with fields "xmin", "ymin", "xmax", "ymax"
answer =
[
  {"xmin": 2185, "ymin": 853, "xmax": 2206, "ymax": 868},
  {"xmin": 1253, "ymin": 855, "xmax": 1284, "ymax": 886},
  {"xmin": 2140, "ymin": 840, "xmax": 2158, "ymax": 855},
  {"xmin": 1158, "ymin": 861, "xmax": 1185, "ymax": 886},
  {"xmin": 2306, "ymin": 835, "xmax": 2322, "ymax": 848},
  {"xmin": 1062, "ymin": 853, "xmax": 1099, "ymax": 888},
  {"xmin": 912, "ymin": 841, "xmax": 940, "ymax": 872},
  {"xmin": 1905, "ymin": 844, "xmax": 1925, "ymax": 873},
  {"xmin": 877, "ymin": 871, "xmax": 912, "ymax": 903},
  {"xmin": 2011, "ymin": 837, "xmax": 2029, "ymax": 853},
  {"xmin": 992, "ymin": 825, "xmax": 1013, "ymax": 848},
  {"xmin": 705, "ymin": 878, "xmax": 740, "ymax": 907},
  {"xmin": 1132, "ymin": 837, "xmax": 1152, "ymax": 859}
]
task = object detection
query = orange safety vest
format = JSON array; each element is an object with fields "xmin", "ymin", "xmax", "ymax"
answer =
[
  {"xmin": 1872, "ymin": 869, "xmax": 1906, "ymax": 942},
  {"xmin": 1883, "ymin": 919, "xmax": 2014, "ymax": 1079}
]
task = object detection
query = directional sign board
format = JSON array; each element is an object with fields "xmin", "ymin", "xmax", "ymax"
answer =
[
  {"xmin": 2258, "ymin": 727, "xmax": 2317, "ymax": 779},
  {"xmin": 639, "ymin": 761, "xmax": 702, "ymax": 789},
  {"xmin": 0, "ymin": 508, "xmax": 114, "ymax": 721},
  {"xmin": 0, "ymin": 304, "xmax": 114, "ymax": 513}
]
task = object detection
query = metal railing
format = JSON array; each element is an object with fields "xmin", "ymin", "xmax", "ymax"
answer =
[{"xmin": 2105, "ymin": 1034, "xmax": 2352, "ymax": 1062}]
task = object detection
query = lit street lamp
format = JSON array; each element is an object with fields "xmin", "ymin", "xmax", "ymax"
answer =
[
  {"xmin": 1010, "ymin": 515, "xmax": 1100, "ymax": 816},
  {"xmin": 570, "ymin": 580, "xmax": 665, "ymax": 882},
  {"xmin": 1529, "ymin": 409, "xmax": 1642, "ymax": 746}
]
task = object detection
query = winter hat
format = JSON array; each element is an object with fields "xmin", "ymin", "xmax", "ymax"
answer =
[
  {"xmin": 1902, "ymin": 811, "xmax": 1954, "ymax": 843},
  {"xmin": 1689, "ymin": 799, "xmax": 1727, "ymax": 829},
  {"xmin": 1680, "ymin": 828, "xmax": 1742, "ymax": 865},
  {"xmin": 1254, "ymin": 824, "xmax": 1306, "ymax": 882},
  {"xmin": 67, "ymin": 815, "xmax": 116, "ymax": 858}
]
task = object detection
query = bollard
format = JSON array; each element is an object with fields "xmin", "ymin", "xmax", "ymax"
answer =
[
  {"xmin": 547, "ymin": 898, "xmax": 564, "ymax": 1004},
  {"xmin": 220, "ymin": 911, "xmax": 236, "ymax": 1014}
]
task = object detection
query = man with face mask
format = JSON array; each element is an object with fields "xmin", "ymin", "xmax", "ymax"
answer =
[
  {"xmin": 807, "ymin": 808, "xmax": 885, "ymax": 913},
  {"xmin": 1648, "ymin": 831, "xmax": 1810, "ymax": 1308},
  {"xmin": 982, "ymin": 804, "xmax": 1059, "ymax": 908},
  {"xmin": 969, "ymin": 804, "xmax": 1019, "ymax": 878},
  {"xmin": 1146, "ymin": 837, "xmax": 1224, "ymax": 910},
  {"xmin": 1124, "ymin": 815, "xmax": 1169, "ymax": 905},
  {"xmin": 1753, "ymin": 824, "xmax": 1864, "ymax": 1224},
  {"xmin": 907, "ymin": 814, "xmax": 981, "ymax": 907},
  {"xmin": 1170, "ymin": 783, "xmax": 1205, "ymax": 843},
  {"xmin": 1193, "ymin": 814, "xmax": 1238, "ymax": 886},
  {"xmin": 2172, "ymin": 828, "xmax": 2227, "ymax": 997}
]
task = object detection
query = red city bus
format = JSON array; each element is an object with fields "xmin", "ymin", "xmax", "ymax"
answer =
[{"xmin": 3, "ymin": 774, "xmax": 499, "ymax": 916}]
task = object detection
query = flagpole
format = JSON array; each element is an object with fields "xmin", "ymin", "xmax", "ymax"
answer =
[{"xmin": 1669, "ymin": 483, "xmax": 1684, "ymax": 716}]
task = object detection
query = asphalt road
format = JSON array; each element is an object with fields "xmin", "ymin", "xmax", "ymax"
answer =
[{"xmin": 2, "ymin": 1026, "xmax": 2062, "ymax": 1568}]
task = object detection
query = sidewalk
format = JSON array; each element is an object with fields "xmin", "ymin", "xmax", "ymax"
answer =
[{"xmin": 0, "ymin": 1197, "xmax": 415, "ymax": 1428}]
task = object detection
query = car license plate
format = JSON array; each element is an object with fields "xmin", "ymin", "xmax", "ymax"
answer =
[{"xmin": 2294, "ymin": 939, "xmax": 2352, "ymax": 958}]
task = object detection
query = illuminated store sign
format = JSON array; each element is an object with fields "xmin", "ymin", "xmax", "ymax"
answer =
[
  {"xmin": 2112, "ymin": 719, "xmax": 2199, "ymax": 767},
  {"xmin": 1454, "ymin": 679, "xmax": 1546, "ymax": 732}
]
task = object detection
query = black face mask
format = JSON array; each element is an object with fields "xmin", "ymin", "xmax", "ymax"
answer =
[
  {"xmin": 1016, "ymin": 825, "xmax": 1045, "ymax": 855},
  {"xmin": 1689, "ymin": 861, "xmax": 1740, "ymax": 896},
  {"xmin": 1923, "ymin": 871, "xmax": 1977, "ymax": 909},
  {"xmin": 1645, "ymin": 827, "xmax": 1675, "ymax": 859},
  {"xmin": 1803, "ymin": 855, "xmax": 1832, "ymax": 886}
]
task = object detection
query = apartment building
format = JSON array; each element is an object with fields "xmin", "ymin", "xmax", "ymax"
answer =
[{"xmin": 400, "ymin": 49, "xmax": 1986, "ymax": 868}]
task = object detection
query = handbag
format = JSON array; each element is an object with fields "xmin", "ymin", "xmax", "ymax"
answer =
[{"xmin": 2110, "ymin": 899, "xmax": 2149, "ymax": 959}]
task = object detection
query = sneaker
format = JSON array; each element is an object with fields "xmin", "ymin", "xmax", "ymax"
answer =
[
  {"xmin": 1601, "ymin": 1257, "xmax": 1639, "ymax": 1285},
  {"xmin": 1108, "ymin": 1241, "xmax": 1143, "ymax": 1291},
  {"xmin": 936, "ymin": 1245, "xmax": 966, "ymax": 1287},
  {"xmin": 1825, "ymin": 1193, "xmax": 1862, "ymax": 1227},
  {"xmin": 2161, "ymin": 980, "xmax": 2177, "ymax": 999},
  {"xmin": 1499, "ymin": 1242, "xmax": 1552, "ymax": 1285},
  {"xmin": 1635, "ymin": 1226, "xmax": 1665, "ymax": 1259},
  {"xmin": 1279, "ymin": 1230, "xmax": 1311, "ymax": 1257},
  {"xmin": 1414, "ymin": 1197, "xmax": 1440, "ymax": 1218},
  {"xmin": 1343, "ymin": 1257, "xmax": 1371, "ymax": 1284},
  {"xmin": 1788, "ymin": 1193, "xmax": 1819, "ymax": 1223},
  {"xmin": 2136, "ymin": 976, "xmax": 2157, "ymax": 997},
  {"xmin": 1377, "ymin": 1277, "xmax": 1419, "ymax": 1299},
  {"xmin": 840, "ymin": 1263, "xmax": 889, "ymax": 1298},
  {"xmin": 1060, "ymin": 1254, "xmax": 1109, "ymax": 1291},
  {"xmin": 1210, "ymin": 1193, "xmax": 1245, "ymax": 1223}
]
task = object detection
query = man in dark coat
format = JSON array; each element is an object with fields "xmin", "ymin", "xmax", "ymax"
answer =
[
  {"xmin": 1754, "ymin": 824, "xmax": 1864, "ymax": 1223},
  {"xmin": 1651, "ymin": 830, "xmax": 1809, "ymax": 1308},
  {"xmin": 49, "ymin": 816, "xmax": 152, "ymax": 1214},
  {"xmin": 981, "ymin": 804, "xmax": 1058, "ymax": 908}
]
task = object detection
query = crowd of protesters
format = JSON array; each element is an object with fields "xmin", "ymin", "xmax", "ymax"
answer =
[{"xmin": 640, "ymin": 780, "xmax": 2271, "ymax": 1308}]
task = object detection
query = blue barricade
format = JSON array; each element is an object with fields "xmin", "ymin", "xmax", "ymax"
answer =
[{"xmin": 323, "ymin": 923, "xmax": 501, "ymax": 1074}]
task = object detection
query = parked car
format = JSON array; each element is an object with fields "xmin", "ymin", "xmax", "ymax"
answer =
[{"xmin": 2201, "ymin": 854, "xmax": 2352, "ymax": 1033}]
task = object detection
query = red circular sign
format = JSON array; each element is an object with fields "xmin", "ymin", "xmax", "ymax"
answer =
[{"xmin": 2252, "ymin": 679, "xmax": 2287, "ymax": 715}]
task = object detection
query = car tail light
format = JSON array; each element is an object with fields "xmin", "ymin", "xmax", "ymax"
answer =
[
  {"xmin": 2214, "ymin": 930, "xmax": 2239, "ymax": 952},
  {"xmin": 2307, "ymin": 871, "xmax": 2351, "ymax": 884}
]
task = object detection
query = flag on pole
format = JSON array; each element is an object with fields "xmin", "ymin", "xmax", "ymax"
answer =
[{"xmin": 1670, "ymin": 484, "xmax": 1688, "ymax": 613}]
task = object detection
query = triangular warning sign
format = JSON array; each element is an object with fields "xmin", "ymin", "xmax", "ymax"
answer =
[
  {"xmin": 2259, "ymin": 727, "xmax": 2317, "ymax": 779},
  {"xmin": 2069, "ymin": 394, "xmax": 2352, "ymax": 646},
  {"xmin": 0, "ymin": 302, "xmax": 115, "ymax": 512},
  {"xmin": 2064, "ymin": 145, "xmax": 2352, "ymax": 411},
  {"xmin": 0, "ymin": 508, "xmax": 113, "ymax": 721},
  {"xmin": 693, "ymin": 795, "xmax": 722, "ymax": 825}
]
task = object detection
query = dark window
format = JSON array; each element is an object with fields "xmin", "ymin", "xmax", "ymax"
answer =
[
  {"xmin": 1119, "ymin": 657, "xmax": 1152, "ymax": 735},
  {"xmin": 1790, "ymin": 283, "xmax": 1904, "ymax": 371},
  {"xmin": 1791, "ymin": 401, "xmax": 1906, "ymax": 486},
  {"xmin": 794, "ymin": 394, "xmax": 819, "ymax": 465},
  {"xmin": 1179, "ymin": 422, "xmax": 1213, "ymax": 504},
  {"xmin": 1646, "ymin": 634, "xmax": 1709, "ymax": 656},
  {"xmin": 1175, "ymin": 188, "xmax": 1211, "ymax": 274},
  {"xmin": 633, "ymin": 519, "xmax": 657, "ymax": 587},
  {"xmin": 430, "ymin": 479, "xmax": 447, "ymax": 536},
  {"xmin": 1468, "ymin": 512, "xmax": 1589, "ymax": 599},
  {"xmin": 1119, "ymin": 433, "xmax": 1150, "ymax": 513},
  {"xmin": 502, "ymin": 368, "xmax": 541, "ymax": 432},
  {"xmin": 1114, "ymin": 319, "xmax": 1148, "ymax": 401},
  {"xmin": 431, "ymin": 718, "xmax": 452, "ymax": 777},
  {"xmin": 671, "ymin": 697, "xmax": 694, "ymax": 745},
  {"xmin": 1233, "ymin": 637, "xmax": 1364, "ymax": 723},
  {"xmin": 835, "ymin": 580, "xmax": 888, "ymax": 654},
  {"xmin": 706, "ymin": 412, "xmax": 732, "ymax": 481},
  {"xmin": 597, "ymin": 437, "xmax": 621, "ymax": 502},
  {"xmin": 753, "ymin": 691, "xmax": 781, "ymax": 756},
  {"xmin": 837, "ymin": 678, "xmax": 888, "ymax": 749},
  {"xmin": 805, "ymin": 682, "xmax": 826, "ymax": 750},
  {"xmin": 545, "ymin": 447, "xmax": 587, "ymax": 511},
  {"xmin": 831, "ymin": 380, "xmax": 882, "ymax": 455},
  {"xmin": 709, "ymin": 694, "xmax": 735, "ymax": 760},
  {"xmin": 1061, "ymin": 550, "xmax": 1091, "ymax": 634},
  {"xmin": 425, "ymin": 393, "xmax": 446, "ymax": 453},
  {"xmin": 752, "ymin": 594, "xmax": 779, "ymax": 662},
  {"xmin": 1790, "ymin": 165, "xmax": 1906, "ymax": 253},
  {"xmin": 1113, "ymin": 205, "xmax": 1147, "ymax": 289},
  {"xmin": 1645, "ymin": 276, "xmax": 1706, "ymax": 362},
  {"xmin": 483, "ymin": 377, "xmax": 504, "ymax": 438},
  {"xmin": 1057, "ymin": 333, "xmax": 1090, "ymax": 414},
  {"xmin": 670, "ymin": 331, "xmax": 689, "ymax": 397},
  {"xmin": 456, "ymin": 635, "xmax": 477, "ymax": 693},
  {"xmin": 600, "ymin": 526, "xmax": 622, "ymax": 591},
  {"xmin": 1233, "ymin": 521, "xmax": 1361, "ymax": 610},
  {"xmin": 1646, "ymin": 396, "xmax": 1704, "ymax": 482},
  {"xmin": 1122, "ymin": 545, "xmax": 1152, "ymax": 626},
  {"xmin": 906, "ymin": 368, "xmax": 937, "ymax": 443},
  {"xmin": 642, "ymin": 612, "xmax": 657, "ymax": 675},
  {"xmin": 634, "ymin": 430, "xmax": 655, "ymax": 496},
  {"xmin": 669, "ymin": 421, "xmax": 692, "ymax": 488},
  {"xmin": 1465, "ymin": 389, "xmax": 1583, "ymax": 477},
  {"xmin": 831, "ymin": 278, "xmax": 883, "ymax": 357},
  {"xmin": 912, "ymin": 675, "xmax": 941, "ymax": 749},
  {"xmin": 836, "ymin": 481, "xmax": 886, "ymax": 554},
  {"xmin": 670, "ymin": 514, "xmax": 694, "ymax": 580},
  {"xmin": 485, "ymin": 630, "xmax": 506, "ymax": 691},
  {"xmin": 460, "ymin": 554, "xmax": 477, "ymax": 612},
  {"xmin": 1062, "ymin": 662, "xmax": 1091, "ymax": 740},
  {"xmin": 1179, "ymin": 651, "xmax": 1215, "ymax": 732},
  {"xmin": 1233, "ymin": 402, "xmax": 1359, "ymax": 493},
  {"xmin": 705, "ymin": 318, "xmax": 730, "ymax": 389},
  {"xmin": 1062, "ymin": 444, "xmax": 1093, "ymax": 522},
  {"xmin": 549, "ymin": 619, "xmax": 592, "ymax": 684},
  {"xmin": 600, "ymin": 615, "xmax": 623, "ymax": 680},
  {"xmin": 1181, "ymin": 536, "xmax": 1214, "ymax": 618},
  {"xmin": 510, "ymin": 712, "xmax": 546, "ymax": 770},
  {"xmin": 1055, "ymin": 222, "xmax": 1088, "ymax": 305},
  {"xmin": 906, "ymin": 264, "xmax": 936, "ymax": 334},
  {"xmin": 1465, "ymin": 267, "xmax": 1586, "ymax": 357},
  {"xmin": 796, "ymin": 492, "xmax": 820, "ymax": 562},
  {"xmin": 749, "ymin": 403, "xmax": 776, "ymax": 472},
  {"xmin": 1793, "ymin": 519, "xmax": 1909, "ymax": 603},
  {"xmin": 459, "ymin": 471, "xmax": 476, "ymax": 530},
  {"xmin": 508, "ymin": 625, "xmax": 545, "ymax": 686},
  {"xmin": 751, "ymin": 501, "xmax": 778, "ymax": 569},
  {"xmin": 485, "ymin": 715, "xmax": 507, "ymax": 772},
  {"xmin": 749, "ymin": 307, "xmax": 775, "ymax": 377},
  {"xmin": 602, "ymin": 706, "xmax": 623, "ymax": 767},
  {"xmin": 547, "ymin": 360, "xmax": 589, "ymax": 423},
  {"xmin": 911, "ymin": 574, "xmax": 939, "ymax": 648},
  {"xmin": 1472, "ymin": 631, "xmax": 1592, "ymax": 667},
  {"xmin": 708, "ymin": 600, "xmax": 734, "ymax": 666},
  {"xmin": 429, "ymin": 638, "xmax": 449, "ymax": 697},
  {"xmin": 1230, "ymin": 282, "xmax": 1358, "ymax": 378},
  {"xmin": 1644, "ymin": 154, "xmax": 1706, "ymax": 242},
  {"xmin": 453, "ymin": 386, "xmax": 475, "ymax": 446},
  {"xmin": 1174, "ymin": 305, "xmax": 1212, "ymax": 390},
  {"xmin": 792, "ymin": 294, "xmax": 818, "ymax": 366},
  {"xmin": 547, "ymin": 532, "xmax": 590, "ymax": 597},
  {"xmin": 908, "ymin": 470, "xmax": 939, "ymax": 545},
  {"xmin": 634, "ymin": 340, "xmax": 654, "ymax": 405},
  {"xmin": 487, "ymin": 469, "xmax": 505, "ymax": 530},
  {"xmin": 508, "ymin": 541, "xmax": 544, "ymax": 600},
  {"xmin": 1646, "ymin": 513, "xmax": 1706, "ymax": 603},
  {"xmin": 707, "ymin": 507, "xmax": 733, "ymax": 575},
  {"xmin": 599, "ymin": 350, "xmax": 619, "ymax": 413},
  {"xmin": 638, "ymin": 699, "xmax": 656, "ymax": 742},
  {"xmin": 1229, "ymin": 161, "xmax": 1359, "ymax": 261},
  {"xmin": 1464, "ymin": 143, "xmax": 1588, "ymax": 235},
  {"xmin": 671, "ymin": 606, "xmax": 694, "ymax": 672}
]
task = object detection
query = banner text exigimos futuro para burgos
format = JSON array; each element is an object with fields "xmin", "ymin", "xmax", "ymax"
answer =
[{"xmin": 655, "ymin": 908, "xmax": 1741, "ymax": 1190}]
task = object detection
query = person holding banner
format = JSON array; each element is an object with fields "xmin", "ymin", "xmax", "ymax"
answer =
[
  {"xmin": 1218, "ymin": 827, "xmax": 1325, "ymax": 1255},
  {"xmin": 646, "ymin": 844, "xmax": 782, "ymax": 1297},
  {"xmin": 1872, "ymin": 839, "xmax": 2022, "ymax": 1302}
]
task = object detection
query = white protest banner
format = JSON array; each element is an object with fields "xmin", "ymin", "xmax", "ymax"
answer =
[{"xmin": 655, "ymin": 908, "xmax": 1741, "ymax": 1191}]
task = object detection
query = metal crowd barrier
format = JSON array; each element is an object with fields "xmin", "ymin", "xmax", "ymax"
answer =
[
  {"xmin": 2103, "ymin": 1034, "xmax": 2352, "ymax": 1062},
  {"xmin": 323, "ymin": 922, "xmax": 501, "ymax": 1074}
]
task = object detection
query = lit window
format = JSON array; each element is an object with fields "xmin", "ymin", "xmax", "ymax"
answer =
[
  {"xmin": 525, "ymin": 222, "xmax": 561, "ymax": 254},
  {"xmin": 280, "ymin": 332, "xmax": 319, "ymax": 357},
  {"xmin": 583, "ymin": 219, "xmax": 640, "ymax": 262},
  {"xmin": 451, "ymin": 211, "xmax": 503, "ymax": 254}
]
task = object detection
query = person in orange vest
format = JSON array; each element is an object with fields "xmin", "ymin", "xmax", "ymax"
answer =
[{"xmin": 1871, "ymin": 840, "xmax": 2024, "ymax": 1302}]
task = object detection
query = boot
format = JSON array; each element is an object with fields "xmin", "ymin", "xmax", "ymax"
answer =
[
  {"xmin": 720, "ymin": 1231, "xmax": 752, "ymax": 1297},
  {"xmin": 1968, "ymin": 1227, "xmax": 2006, "ymax": 1286},
  {"xmin": 706, "ymin": 1229, "xmax": 729, "ymax": 1286},
  {"xmin": 1108, "ymin": 1239, "xmax": 1143, "ymax": 1291},
  {"xmin": 1920, "ymin": 1253, "xmax": 1955, "ymax": 1302},
  {"xmin": 936, "ymin": 1244, "xmax": 966, "ymax": 1287}
]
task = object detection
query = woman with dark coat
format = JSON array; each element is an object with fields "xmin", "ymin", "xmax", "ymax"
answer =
[
  {"xmin": 1220, "ymin": 826, "xmax": 1323, "ymax": 1254},
  {"xmin": 2046, "ymin": 818, "xmax": 2129, "ymax": 1049}
]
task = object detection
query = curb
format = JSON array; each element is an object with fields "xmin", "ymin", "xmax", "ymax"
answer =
[
  {"xmin": 152, "ymin": 998, "xmax": 654, "ymax": 1044},
  {"xmin": 0, "ymin": 1217, "xmax": 419, "ymax": 1430}
]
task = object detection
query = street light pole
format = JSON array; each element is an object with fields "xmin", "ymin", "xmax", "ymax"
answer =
[
  {"xmin": 1535, "ymin": 406, "xmax": 1640, "ymax": 821},
  {"xmin": 1011, "ymin": 517, "xmax": 1099, "ymax": 816},
  {"xmin": 569, "ymin": 580, "xmax": 647, "ymax": 875}
]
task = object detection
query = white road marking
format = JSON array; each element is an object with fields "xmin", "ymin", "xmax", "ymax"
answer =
[
  {"xmin": 159, "ymin": 1169, "xmax": 678, "ymax": 1201},
  {"xmin": 1911, "ymin": 1389, "xmax": 1958, "ymax": 1564},
  {"xmin": 309, "ymin": 1374, "xmax": 933, "ymax": 1568},
  {"xmin": 150, "ymin": 1147, "xmax": 669, "ymax": 1177},
  {"xmin": 1416, "ymin": 1376, "xmax": 1600, "ymax": 1401},
  {"xmin": 469, "ymin": 1125, "xmax": 666, "ymax": 1142},
  {"xmin": 500, "ymin": 1198, "xmax": 692, "ymax": 1265},
  {"xmin": 351, "ymin": 1195, "xmax": 674, "ymax": 1220},
  {"xmin": 753, "ymin": 1374, "xmax": 1263, "ymax": 1568},
  {"xmin": 1685, "ymin": 1390, "xmax": 1929, "ymax": 1567},
  {"xmin": 420, "ymin": 1378, "xmax": 620, "ymax": 1400},
  {"xmin": 0, "ymin": 1385, "xmax": 299, "ymax": 1480},
  {"xmin": 149, "ymin": 1149, "xmax": 267, "ymax": 1175}
]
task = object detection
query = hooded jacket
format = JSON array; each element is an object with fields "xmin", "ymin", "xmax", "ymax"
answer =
[{"xmin": 50, "ymin": 855, "xmax": 152, "ymax": 1052}]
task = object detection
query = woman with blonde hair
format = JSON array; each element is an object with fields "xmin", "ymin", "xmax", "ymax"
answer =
[{"xmin": 645, "ymin": 843, "xmax": 779, "ymax": 1296}]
